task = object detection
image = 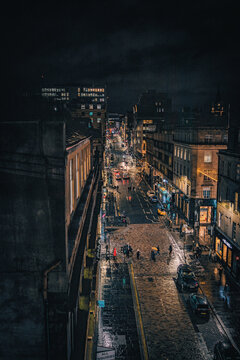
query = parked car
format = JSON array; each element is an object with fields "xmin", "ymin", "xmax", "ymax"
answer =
[
  {"xmin": 147, "ymin": 190, "xmax": 155, "ymax": 198},
  {"xmin": 214, "ymin": 341, "xmax": 240, "ymax": 359},
  {"xmin": 189, "ymin": 294, "xmax": 210, "ymax": 317},
  {"xmin": 150, "ymin": 195, "xmax": 158, "ymax": 203},
  {"xmin": 177, "ymin": 271, "xmax": 199, "ymax": 292},
  {"xmin": 177, "ymin": 264, "xmax": 193, "ymax": 276}
]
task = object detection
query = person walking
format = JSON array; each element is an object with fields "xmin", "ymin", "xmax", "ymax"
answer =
[
  {"xmin": 137, "ymin": 249, "xmax": 140, "ymax": 260},
  {"xmin": 151, "ymin": 250, "xmax": 156, "ymax": 262},
  {"xmin": 113, "ymin": 247, "xmax": 117, "ymax": 261},
  {"xmin": 209, "ymin": 248, "xmax": 212, "ymax": 261},
  {"xmin": 219, "ymin": 265, "xmax": 223, "ymax": 279},
  {"xmin": 169, "ymin": 244, "xmax": 173, "ymax": 255}
]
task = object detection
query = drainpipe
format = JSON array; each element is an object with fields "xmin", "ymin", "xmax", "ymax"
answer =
[{"xmin": 43, "ymin": 261, "xmax": 61, "ymax": 360}]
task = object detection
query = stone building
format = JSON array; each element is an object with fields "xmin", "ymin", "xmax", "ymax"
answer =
[
  {"xmin": 0, "ymin": 97, "xmax": 102, "ymax": 359},
  {"xmin": 173, "ymin": 113, "xmax": 228, "ymax": 244},
  {"xmin": 214, "ymin": 126, "xmax": 240, "ymax": 280},
  {"xmin": 132, "ymin": 90, "xmax": 171, "ymax": 158}
]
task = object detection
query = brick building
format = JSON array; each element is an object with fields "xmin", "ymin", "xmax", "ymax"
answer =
[{"xmin": 173, "ymin": 113, "xmax": 228, "ymax": 244}]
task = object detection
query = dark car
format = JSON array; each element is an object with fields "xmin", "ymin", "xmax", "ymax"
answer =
[
  {"xmin": 177, "ymin": 264, "xmax": 193, "ymax": 276},
  {"xmin": 214, "ymin": 341, "xmax": 240, "ymax": 360},
  {"xmin": 189, "ymin": 294, "xmax": 210, "ymax": 316},
  {"xmin": 177, "ymin": 272, "xmax": 199, "ymax": 292}
]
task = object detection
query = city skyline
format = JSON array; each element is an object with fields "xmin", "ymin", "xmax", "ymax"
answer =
[{"xmin": 5, "ymin": 1, "xmax": 240, "ymax": 114}]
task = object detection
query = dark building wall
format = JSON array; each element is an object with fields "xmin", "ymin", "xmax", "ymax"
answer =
[{"xmin": 0, "ymin": 118, "xmax": 68, "ymax": 359}]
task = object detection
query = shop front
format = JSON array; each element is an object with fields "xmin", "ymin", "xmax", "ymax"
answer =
[{"xmin": 214, "ymin": 227, "xmax": 240, "ymax": 280}]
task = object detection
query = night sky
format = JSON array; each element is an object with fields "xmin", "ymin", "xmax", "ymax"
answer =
[{"xmin": 5, "ymin": 1, "xmax": 240, "ymax": 114}]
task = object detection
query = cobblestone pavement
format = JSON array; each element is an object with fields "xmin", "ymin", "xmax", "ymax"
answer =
[
  {"xmin": 97, "ymin": 241, "xmax": 141, "ymax": 360},
  {"xmin": 109, "ymin": 225, "xmax": 208, "ymax": 360}
]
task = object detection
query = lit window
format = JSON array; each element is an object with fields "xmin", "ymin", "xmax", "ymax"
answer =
[
  {"xmin": 205, "ymin": 134, "xmax": 213, "ymax": 143},
  {"xmin": 204, "ymin": 152, "xmax": 212, "ymax": 163},
  {"xmin": 97, "ymin": 118, "xmax": 101, "ymax": 123},
  {"xmin": 81, "ymin": 105, "xmax": 85, "ymax": 109},
  {"xmin": 89, "ymin": 112, "xmax": 93, "ymax": 116},
  {"xmin": 89, "ymin": 104, "xmax": 93, "ymax": 109},
  {"xmin": 203, "ymin": 187, "xmax": 211, "ymax": 198},
  {"xmin": 184, "ymin": 150, "xmax": 186, "ymax": 160}
]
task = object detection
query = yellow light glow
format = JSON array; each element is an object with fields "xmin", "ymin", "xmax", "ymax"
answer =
[{"xmin": 197, "ymin": 169, "xmax": 218, "ymax": 182}]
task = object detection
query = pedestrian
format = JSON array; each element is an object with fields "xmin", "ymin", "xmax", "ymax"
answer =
[
  {"xmin": 113, "ymin": 247, "xmax": 117, "ymax": 261},
  {"xmin": 133, "ymin": 186, "xmax": 135, "ymax": 191},
  {"xmin": 157, "ymin": 245, "xmax": 160, "ymax": 255},
  {"xmin": 129, "ymin": 245, "xmax": 133, "ymax": 255},
  {"xmin": 224, "ymin": 282, "xmax": 229, "ymax": 294},
  {"xmin": 169, "ymin": 244, "xmax": 172, "ymax": 255},
  {"xmin": 151, "ymin": 250, "xmax": 156, "ymax": 262},
  {"xmin": 209, "ymin": 248, "xmax": 212, "ymax": 261},
  {"xmin": 219, "ymin": 265, "xmax": 223, "ymax": 279},
  {"xmin": 137, "ymin": 249, "xmax": 140, "ymax": 260}
]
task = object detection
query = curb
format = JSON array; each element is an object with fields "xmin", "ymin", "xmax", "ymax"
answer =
[{"xmin": 128, "ymin": 263, "xmax": 149, "ymax": 360}]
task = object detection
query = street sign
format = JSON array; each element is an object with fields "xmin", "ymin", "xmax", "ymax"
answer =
[
  {"xmin": 97, "ymin": 346, "xmax": 115, "ymax": 359},
  {"xmin": 97, "ymin": 300, "xmax": 105, "ymax": 308}
]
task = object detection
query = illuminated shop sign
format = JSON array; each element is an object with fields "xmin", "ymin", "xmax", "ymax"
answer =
[{"xmin": 222, "ymin": 238, "xmax": 232, "ymax": 249}]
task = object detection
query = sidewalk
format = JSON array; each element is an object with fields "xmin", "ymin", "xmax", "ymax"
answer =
[
  {"xmin": 96, "ymin": 233, "xmax": 141, "ymax": 360},
  {"xmin": 170, "ymin": 228, "xmax": 240, "ymax": 351}
]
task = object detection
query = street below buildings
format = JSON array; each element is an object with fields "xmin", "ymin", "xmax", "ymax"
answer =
[{"xmin": 96, "ymin": 134, "xmax": 240, "ymax": 360}]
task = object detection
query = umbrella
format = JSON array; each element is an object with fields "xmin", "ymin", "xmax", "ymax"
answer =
[{"xmin": 152, "ymin": 247, "xmax": 158, "ymax": 251}]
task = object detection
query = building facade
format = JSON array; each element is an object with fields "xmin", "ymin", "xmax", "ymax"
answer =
[
  {"xmin": 41, "ymin": 84, "xmax": 107, "ymax": 131},
  {"xmin": 214, "ymin": 126, "xmax": 240, "ymax": 280},
  {"xmin": 133, "ymin": 90, "xmax": 172, "ymax": 158},
  {"xmin": 0, "ymin": 98, "xmax": 102, "ymax": 360},
  {"xmin": 173, "ymin": 117, "xmax": 228, "ymax": 244}
]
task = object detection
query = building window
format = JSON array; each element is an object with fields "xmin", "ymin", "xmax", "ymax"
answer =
[
  {"xmin": 70, "ymin": 159, "xmax": 74, "ymax": 213},
  {"xmin": 180, "ymin": 148, "xmax": 183, "ymax": 159},
  {"xmin": 203, "ymin": 187, "xmax": 211, "ymax": 198},
  {"xmin": 184, "ymin": 149, "xmax": 187, "ymax": 160},
  {"xmin": 97, "ymin": 104, "xmax": 101, "ymax": 109},
  {"xmin": 204, "ymin": 152, "xmax": 212, "ymax": 163},
  {"xmin": 205, "ymin": 134, "xmax": 213, "ymax": 143},
  {"xmin": 81, "ymin": 104, "xmax": 85, "ymax": 109},
  {"xmin": 76, "ymin": 155, "xmax": 79, "ymax": 199},
  {"xmin": 218, "ymin": 212, "xmax": 222, "ymax": 227},
  {"xmin": 89, "ymin": 104, "xmax": 93, "ymax": 109},
  {"xmin": 97, "ymin": 118, "xmax": 101, "ymax": 123},
  {"xmin": 200, "ymin": 206, "xmax": 212, "ymax": 223},
  {"xmin": 236, "ymin": 164, "xmax": 240, "ymax": 181},
  {"xmin": 232, "ymin": 222, "xmax": 236, "ymax": 241},
  {"xmin": 234, "ymin": 192, "xmax": 240, "ymax": 212},
  {"xmin": 174, "ymin": 146, "xmax": 177, "ymax": 156},
  {"xmin": 177, "ymin": 147, "xmax": 180, "ymax": 158}
]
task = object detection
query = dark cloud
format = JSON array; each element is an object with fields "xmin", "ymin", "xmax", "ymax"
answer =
[{"xmin": 5, "ymin": 0, "xmax": 240, "ymax": 113}]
